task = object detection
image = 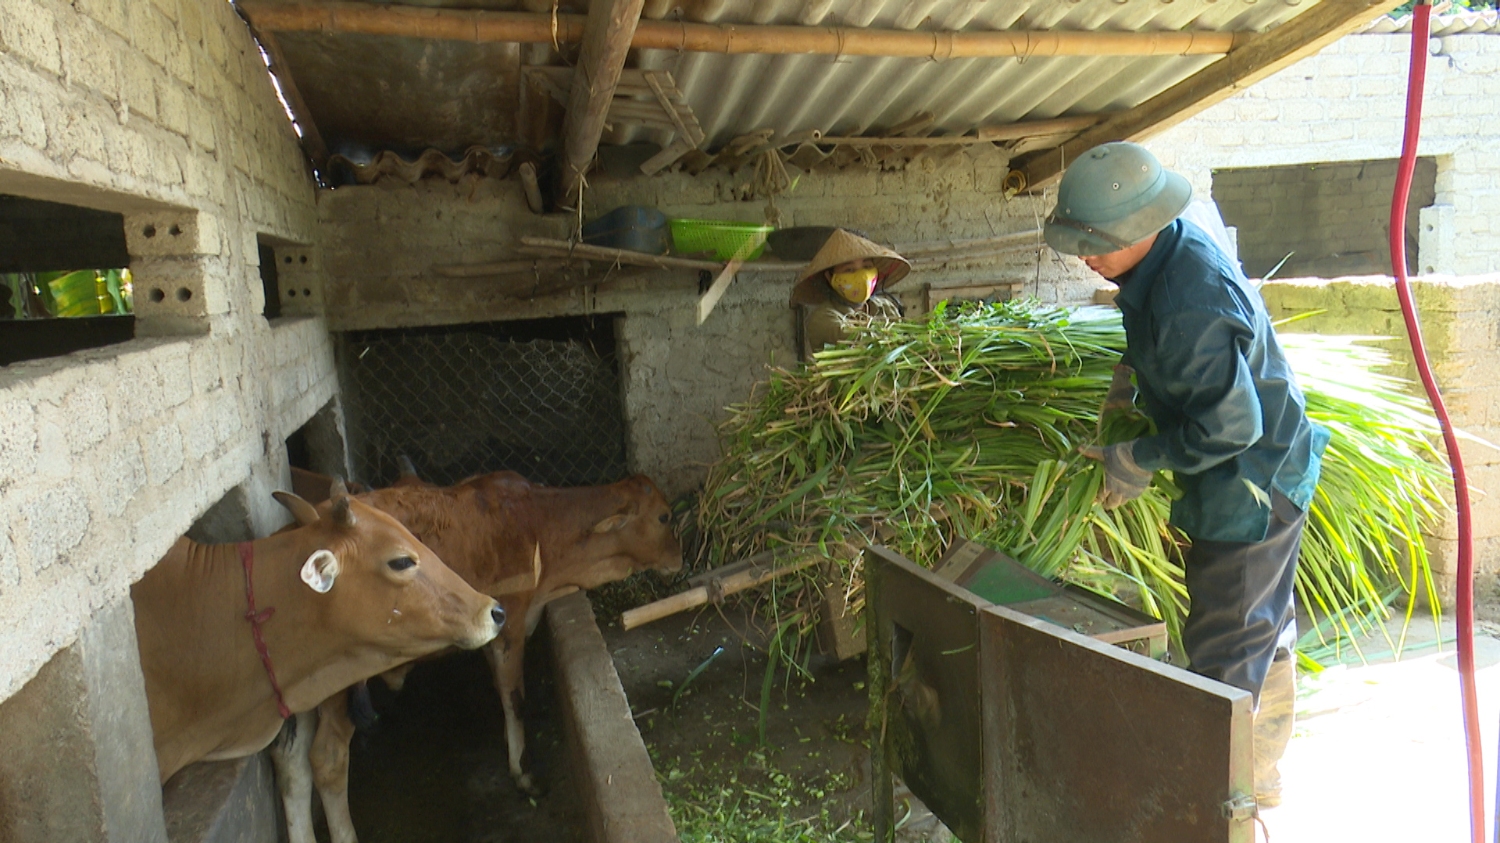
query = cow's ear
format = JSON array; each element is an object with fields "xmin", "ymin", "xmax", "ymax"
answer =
[
  {"xmin": 273, "ymin": 491, "xmax": 321, "ymax": 527},
  {"xmin": 590, "ymin": 501, "xmax": 638, "ymax": 534},
  {"xmin": 300, "ymin": 549, "xmax": 340, "ymax": 593}
]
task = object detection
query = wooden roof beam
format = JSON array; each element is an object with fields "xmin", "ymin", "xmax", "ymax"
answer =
[
  {"xmin": 558, "ymin": 0, "xmax": 645, "ymax": 211},
  {"xmin": 238, "ymin": 1, "xmax": 1250, "ymax": 58},
  {"xmin": 246, "ymin": 26, "xmax": 330, "ymax": 170},
  {"xmin": 1010, "ymin": 0, "xmax": 1401, "ymax": 193}
]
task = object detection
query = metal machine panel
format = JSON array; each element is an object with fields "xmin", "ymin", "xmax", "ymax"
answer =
[
  {"xmin": 866, "ymin": 545, "xmax": 1254, "ymax": 843},
  {"xmin": 866, "ymin": 545, "xmax": 988, "ymax": 843},
  {"xmin": 980, "ymin": 604, "xmax": 1254, "ymax": 843}
]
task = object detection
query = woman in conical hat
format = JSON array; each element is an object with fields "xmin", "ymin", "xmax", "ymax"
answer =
[{"xmin": 789, "ymin": 229, "xmax": 911, "ymax": 359}]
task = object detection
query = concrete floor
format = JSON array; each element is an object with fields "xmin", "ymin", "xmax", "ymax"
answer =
[{"xmin": 1258, "ymin": 616, "xmax": 1500, "ymax": 843}]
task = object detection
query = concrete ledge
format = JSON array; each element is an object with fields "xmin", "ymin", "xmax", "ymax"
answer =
[
  {"xmin": 547, "ymin": 592, "xmax": 676, "ymax": 843},
  {"xmin": 161, "ymin": 754, "xmax": 280, "ymax": 843}
]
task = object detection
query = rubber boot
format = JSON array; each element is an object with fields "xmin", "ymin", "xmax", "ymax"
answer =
[{"xmin": 1253, "ymin": 653, "xmax": 1296, "ymax": 808}]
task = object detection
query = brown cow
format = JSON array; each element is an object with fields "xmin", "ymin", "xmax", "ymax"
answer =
[
  {"xmin": 131, "ymin": 484, "xmax": 506, "ymax": 787},
  {"xmin": 282, "ymin": 470, "xmax": 682, "ymax": 843}
]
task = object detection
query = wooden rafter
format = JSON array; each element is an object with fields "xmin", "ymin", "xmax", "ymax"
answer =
[
  {"xmin": 558, "ymin": 0, "xmax": 645, "ymax": 210},
  {"xmin": 238, "ymin": 1, "xmax": 1251, "ymax": 58},
  {"xmin": 248, "ymin": 27, "xmax": 330, "ymax": 169},
  {"xmin": 528, "ymin": 67, "xmax": 704, "ymax": 174},
  {"xmin": 1011, "ymin": 0, "xmax": 1400, "ymax": 192}
]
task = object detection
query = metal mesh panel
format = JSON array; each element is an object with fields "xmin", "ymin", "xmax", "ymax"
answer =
[{"xmin": 338, "ymin": 320, "xmax": 628, "ymax": 489}]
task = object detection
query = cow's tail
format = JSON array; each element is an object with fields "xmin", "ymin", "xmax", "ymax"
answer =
[{"xmin": 347, "ymin": 680, "xmax": 379, "ymax": 730}]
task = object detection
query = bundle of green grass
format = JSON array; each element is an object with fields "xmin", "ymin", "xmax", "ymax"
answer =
[{"xmin": 696, "ymin": 300, "xmax": 1449, "ymax": 659}]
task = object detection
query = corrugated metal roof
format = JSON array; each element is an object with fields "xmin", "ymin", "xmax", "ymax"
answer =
[
  {"xmin": 239, "ymin": 0, "xmax": 1381, "ymax": 178},
  {"xmin": 1364, "ymin": 9, "xmax": 1500, "ymax": 34}
]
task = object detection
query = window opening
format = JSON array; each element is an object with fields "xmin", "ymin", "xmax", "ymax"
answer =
[
  {"xmin": 1210, "ymin": 158, "xmax": 1437, "ymax": 280},
  {"xmin": 338, "ymin": 316, "xmax": 628, "ymax": 488},
  {"xmin": 0, "ymin": 194, "xmax": 134, "ymax": 365}
]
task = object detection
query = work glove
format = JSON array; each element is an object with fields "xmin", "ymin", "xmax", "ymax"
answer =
[
  {"xmin": 1096, "ymin": 365, "xmax": 1137, "ymax": 435},
  {"xmin": 1078, "ymin": 440, "xmax": 1153, "ymax": 509}
]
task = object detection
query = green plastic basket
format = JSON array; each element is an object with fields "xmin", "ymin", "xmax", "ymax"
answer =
[{"xmin": 669, "ymin": 219, "xmax": 773, "ymax": 261}]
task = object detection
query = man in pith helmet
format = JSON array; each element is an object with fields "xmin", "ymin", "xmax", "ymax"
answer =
[
  {"xmin": 789, "ymin": 229, "xmax": 910, "ymax": 360},
  {"xmin": 1046, "ymin": 141, "xmax": 1330, "ymax": 809}
]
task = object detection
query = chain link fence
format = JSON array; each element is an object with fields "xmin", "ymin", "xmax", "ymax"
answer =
[{"xmin": 337, "ymin": 319, "xmax": 628, "ymax": 489}]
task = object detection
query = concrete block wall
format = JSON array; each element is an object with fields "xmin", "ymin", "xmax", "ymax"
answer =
[
  {"xmin": 0, "ymin": 0, "xmax": 332, "ymax": 831},
  {"xmin": 317, "ymin": 151, "xmax": 1100, "ymax": 498},
  {"xmin": 1261, "ymin": 274, "xmax": 1500, "ymax": 604},
  {"xmin": 1150, "ymin": 29, "xmax": 1500, "ymax": 277}
]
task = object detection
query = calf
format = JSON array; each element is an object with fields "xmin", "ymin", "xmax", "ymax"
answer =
[
  {"xmin": 293, "ymin": 470, "xmax": 682, "ymax": 843},
  {"xmin": 131, "ymin": 483, "xmax": 506, "ymax": 785}
]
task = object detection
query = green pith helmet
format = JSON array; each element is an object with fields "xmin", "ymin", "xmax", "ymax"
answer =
[{"xmin": 1044, "ymin": 142, "xmax": 1192, "ymax": 256}]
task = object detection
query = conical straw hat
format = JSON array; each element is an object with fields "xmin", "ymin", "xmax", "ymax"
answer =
[{"xmin": 790, "ymin": 229, "xmax": 911, "ymax": 306}]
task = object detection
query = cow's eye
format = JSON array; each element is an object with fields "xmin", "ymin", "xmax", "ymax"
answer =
[
  {"xmin": 658, "ymin": 513, "xmax": 670, "ymax": 524},
  {"xmin": 387, "ymin": 556, "xmax": 416, "ymax": 572}
]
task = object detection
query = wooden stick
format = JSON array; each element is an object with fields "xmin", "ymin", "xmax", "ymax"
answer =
[
  {"xmin": 518, "ymin": 162, "xmax": 544, "ymax": 214},
  {"xmin": 643, "ymin": 70, "xmax": 704, "ymax": 145},
  {"xmin": 696, "ymin": 256, "xmax": 743, "ymax": 325},
  {"xmin": 241, "ymin": 2, "xmax": 1248, "ymax": 58},
  {"xmin": 975, "ymin": 116, "xmax": 1100, "ymax": 142},
  {"xmin": 558, "ymin": 0, "xmax": 645, "ymax": 209},
  {"xmin": 638, "ymin": 137, "xmax": 694, "ymax": 176},
  {"xmin": 519, "ymin": 236, "xmax": 722, "ymax": 271},
  {"xmin": 621, "ymin": 556, "xmax": 819, "ymax": 631},
  {"xmin": 895, "ymin": 229, "xmax": 1043, "ymax": 257},
  {"xmin": 434, "ymin": 258, "xmax": 579, "ymax": 277}
]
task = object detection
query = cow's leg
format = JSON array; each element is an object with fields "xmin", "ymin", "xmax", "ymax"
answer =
[
  {"xmin": 311, "ymin": 691, "xmax": 361, "ymax": 843},
  {"xmin": 483, "ymin": 626, "xmax": 536, "ymax": 795},
  {"xmin": 268, "ymin": 710, "xmax": 318, "ymax": 843}
]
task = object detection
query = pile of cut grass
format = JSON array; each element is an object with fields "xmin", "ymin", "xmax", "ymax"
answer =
[{"xmin": 696, "ymin": 301, "xmax": 1450, "ymax": 667}]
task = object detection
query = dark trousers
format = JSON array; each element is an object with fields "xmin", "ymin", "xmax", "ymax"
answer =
[{"xmin": 1182, "ymin": 491, "xmax": 1305, "ymax": 705}]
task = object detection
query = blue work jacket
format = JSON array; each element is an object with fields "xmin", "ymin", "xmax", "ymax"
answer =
[{"xmin": 1115, "ymin": 219, "xmax": 1330, "ymax": 544}]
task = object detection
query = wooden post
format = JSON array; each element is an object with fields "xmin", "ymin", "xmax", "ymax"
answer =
[
  {"xmin": 1011, "ymin": 0, "xmax": 1396, "ymax": 191},
  {"xmin": 557, "ymin": 0, "xmax": 645, "ymax": 210}
]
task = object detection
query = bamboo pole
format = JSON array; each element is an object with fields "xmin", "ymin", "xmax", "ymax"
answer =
[{"xmin": 241, "ymin": 2, "xmax": 1249, "ymax": 58}]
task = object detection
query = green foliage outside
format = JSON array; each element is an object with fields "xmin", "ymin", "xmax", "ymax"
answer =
[
  {"xmin": 695, "ymin": 301, "xmax": 1452, "ymax": 676},
  {"xmin": 1, "ymin": 269, "xmax": 133, "ymax": 319}
]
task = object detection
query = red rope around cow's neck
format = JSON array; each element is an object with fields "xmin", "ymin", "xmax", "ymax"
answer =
[{"xmin": 238, "ymin": 542, "xmax": 292, "ymax": 720}]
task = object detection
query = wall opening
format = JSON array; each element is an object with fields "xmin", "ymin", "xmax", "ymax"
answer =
[
  {"xmin": 337, "ymin": 316, "xmax": 628, "ymax": 488},
  {"xmin": 185, "ymin": 485, "xmax": 254, "ymax": 544},
  {"xmin": 258, "ymin": 238, "xmax": 281, "ymax": 319},
  {"xmin": 1210, "ymin": 158, "xmax": 1437, "ymax": 279},
  {"xmin": 0, "ymin": 194, "xmax": 134, "ymax": 365}
]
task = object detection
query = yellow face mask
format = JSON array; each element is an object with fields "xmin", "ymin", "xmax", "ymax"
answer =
[{"xmin": 829, "ymin": 267, "xmax": 879, "ymax": 304}]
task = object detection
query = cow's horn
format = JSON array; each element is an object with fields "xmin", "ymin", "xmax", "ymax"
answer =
[
  {"xmin": 273, "ymin": 491, "xmax": 321, "ymax": 527},
  {"xmin": 330, "ymin": 477, "xmax": 356, "ymax": 527},
  {"xmin": 397, "ymin": 455, "xmax": 420, "ymax": 479}
]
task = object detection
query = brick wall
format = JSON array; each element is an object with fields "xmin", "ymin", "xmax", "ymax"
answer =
[
  {"xmin": 0, "ymin": 0, "xmax": 326, "ymax": 708},
  {"xmin": 316, "ymin": 150, "xmax": 1101, "ymax": 499},
  {"xmin": 1261, "ymin": 275, "xmax": 1500, "ymax": 604},
  {"xmin": 1151, "ymin": 29, "xmax": 1500, "ymax": 277}
]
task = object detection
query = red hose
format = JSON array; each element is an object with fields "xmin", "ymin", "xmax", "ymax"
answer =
[{"xmin": 1388, "ymin": 4, "xmax": 1485, "ymax": 841}]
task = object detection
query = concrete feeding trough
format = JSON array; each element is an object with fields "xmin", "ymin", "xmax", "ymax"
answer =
[{"xmin": 161, "ymin": 592, "xmax": 675, "ymax": 843}]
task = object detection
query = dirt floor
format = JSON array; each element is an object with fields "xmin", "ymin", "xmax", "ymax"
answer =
[
  {"xmin": 332, "ymin": 630, "xmax": 585, "ymax": 843},
  {"xmin": 603, "ymin": 599, "xmax": 954, "ymax": 843}
]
